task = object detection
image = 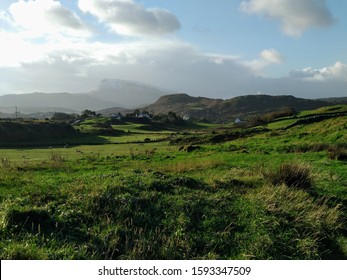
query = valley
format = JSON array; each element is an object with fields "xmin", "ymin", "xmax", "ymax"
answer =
[{"xmin": 0, "ymin": 104, "xmax": 346, "ymax": 259}]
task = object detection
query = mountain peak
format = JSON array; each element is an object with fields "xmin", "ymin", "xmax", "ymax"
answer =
[
  {"xmin": 99, "ymin": 79, "xmax": 158, "ymax": 89},
  {"xmin": 91, "ymin": 79, "xmax": 169, "ymax": 108},
  {"xmin": 156, "ymin": 93, "xmax": 198, "ymax": 104}
]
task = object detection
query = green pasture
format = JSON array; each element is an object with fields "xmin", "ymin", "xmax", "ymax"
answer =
[
  {"xmin": 0, "ymin": 112, "xmax": 346, "ymax": 260},
  {"xmin": 298, "ymin": 104, "xmax": 347, "ymax": 117},
  {"xmin": 267, "ymin": 119, "xmax": 296, "ymax": 129}
]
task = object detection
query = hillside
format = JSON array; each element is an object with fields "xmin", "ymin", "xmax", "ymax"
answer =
[
  {"xmin": 0, "ymin": 107, "xmax": 345, "ymax": 260},
  {"xmin": 318, "ymin": 97, "xmax": 347, "ymax": 104},
  {"xmin": 0, "ymin": 120, "xmax": 81, "ymax": 146},
  {"xmin": 96, "ymin": 107, "xmax": 133, "ymax": 116},
  {"xmin": 143, "ymin": 93, "xmax": 330, "ymax": 122}
]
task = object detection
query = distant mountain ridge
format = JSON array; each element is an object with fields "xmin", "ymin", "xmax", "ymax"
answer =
[
  {"xmin": 1, "ymin": 78, "xmax": 346, "ymax": 121},
  {"xmin": 0, "ymin": 79, "xmax": 170, "ymax": 116},
  {"xmin": 0, "ymin": 92, "xmax": 121, "ymax": 113}
]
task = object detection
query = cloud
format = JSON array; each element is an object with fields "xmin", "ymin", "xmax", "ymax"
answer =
[
  {"xmin": 290, "ymin": 61, "xmax": 347, "ymax": 82},
  {"xmin": 1, "ymin": 31, "xmax": 345, "ymax": 100},
  {"xmin": 0, "ymin": 10, "xmax": 13, "ymax": 30},
  {"xmin": 0, "ymin": 38, "xmax": 253, "ymax": 95},
  {"xmin": 244, "ymin": 48, "xmax": 284, "ymax": 71},
  {"xmin": 47, "ymin": 4, "xmax": 86, "ymax": 30},
  {"xmin": 0, "ymin": 31, "xmax": 48, "ymax": 67},
  {"xmin": 0, "ymin": 2, "xmax": 344, "ymax": 100},
  {"xmin": 8, "ymin": 0, "xmax": 90, "ymax": 38},
  {"xmin": 78, "ymin": 0, "xmax": 180, "ymax": 36},
  {"xmin": 240, "ymin": 0, "xmax": 334, "ymax": 37},
  {"xmin": 260, "ymin": 49, "xmax": 284, "ymax": 64}
]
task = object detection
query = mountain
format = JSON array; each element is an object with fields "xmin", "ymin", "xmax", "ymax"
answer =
[
  {"xmin": 143, "ymin": 93, "xmax": 331, "ymax": 122},
  {"xmin": 0, "ymin": 79, "xmax": 168, "ymax": 115},
  {"xmin": 318, "ymin": 97, "xmax": 347, "ymax": 105},
  {"xmin": 89, "ymin": 79, "xmax": 170, "ymax": 108},
  {"xmin": 0, "ymin": 92, "xmax": 121, "ymax": 113},
  {"xmin": 2, "ymin": 77, "xmax": 345, "ymax": 120}
]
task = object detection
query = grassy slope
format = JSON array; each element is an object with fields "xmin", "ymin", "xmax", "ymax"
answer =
[
  {"xmin": 268, "ymin": 105, "xmax": 347, "ymax": 129},
  {"xmin": 0, "ymin": 112, "xmax": 346, "ymax": 260}
]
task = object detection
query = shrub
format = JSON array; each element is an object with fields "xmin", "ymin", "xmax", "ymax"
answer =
[
  {"xmin": 328, "ymin": 145, "xmax": 347, "ymax": 161},
  {"xmin": 264, "ymin": 162, "xmax": 313, "ymax": 191}
]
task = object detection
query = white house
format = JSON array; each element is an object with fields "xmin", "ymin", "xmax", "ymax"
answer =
[
  {"xmin": 111, "ymin": 113, "xmax": 122, "ymax": 120},
  {"xmin": 234, "ymin": 118, "xmax": 244, "ymax": 124},
  {"xmin": 137, "ymin": 113, "xmax": 151, "ymax": 119}
]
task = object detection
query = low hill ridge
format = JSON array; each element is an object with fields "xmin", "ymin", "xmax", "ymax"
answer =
[{"xmin": 144, "ymin": 94, "xmax": 331, "ymax": 122}]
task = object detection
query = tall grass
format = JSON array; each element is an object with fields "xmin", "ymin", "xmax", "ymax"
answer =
[
  {"xmin": 0, "ymin": 169, "xmax": 344, "ymax": 260},
  {"xmin": 244, "ymin": 184, "xmax": 343, "ymax": 259},
  {"xmin": 263, "ymin": 162, "xmax": 313, "ymax": 191},
  {"xmin": 159, "ymin": 158, "xmax": 225, "ymax": 173},
  {"xmin": 328, "ymin": 145, "xmax": 347, "ymax": 161},
  {"xmin": 0, "ymin": 114, "xmax": 346, "ymax": 260}
]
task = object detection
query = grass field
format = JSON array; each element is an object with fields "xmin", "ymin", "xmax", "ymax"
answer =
[{"xmin": 0, "ymin": 111, "xmax": 346, "ymax": 260}]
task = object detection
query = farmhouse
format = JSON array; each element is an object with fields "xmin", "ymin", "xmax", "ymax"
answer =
[
  {"xmin": 137, "ymin": 113, "xmax": 151, "ymax": 119},
  {"xmin": 110, "ymin": 113, "xmax": 123, "ymax": 120},
  {"xmin": 234, "ymin": 118, "xmax": 244, "ymax": 124}
]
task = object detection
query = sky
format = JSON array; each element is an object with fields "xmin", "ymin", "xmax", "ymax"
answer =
[{"xmin": 0, "ymin": 0, "xmax": 346, "ymax": 99}]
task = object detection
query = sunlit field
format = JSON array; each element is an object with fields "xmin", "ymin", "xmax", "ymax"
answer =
[{"xmin": 0, "ymin": 108, "xmax": 346, "ymax": 260}]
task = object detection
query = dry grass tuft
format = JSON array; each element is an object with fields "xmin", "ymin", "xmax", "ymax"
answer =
[{"xmin": 264, "ymin": 162, "xmax": 313, "ymax": 191}]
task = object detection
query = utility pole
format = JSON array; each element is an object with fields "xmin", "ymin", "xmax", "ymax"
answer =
[{"xmin": 15, "ymin": 106, "xmax": 18, "ymax": 119}]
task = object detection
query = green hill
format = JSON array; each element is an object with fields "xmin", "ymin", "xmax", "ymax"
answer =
[
  {"xmin": 0, "ymin": 120, "xmax": 80, "ymax": 146},
  {"xmin": 0, "ymin": 105, "xmax": 345, "ymax": 260},
  {"xmin": 144, "ymin": 94, "xmax": 330, "ymax": 122}
]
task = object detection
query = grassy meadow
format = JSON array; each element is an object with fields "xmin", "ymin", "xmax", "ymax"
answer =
[{"xmin": 0, "ymin": 107, "xmax": 346, "ymax": 259}]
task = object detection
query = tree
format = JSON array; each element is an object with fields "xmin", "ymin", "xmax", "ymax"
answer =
[
  {"xmin": 80, "ymin": 109, "xmax": 97, "ymax": 118},
  {"xmin": 51, "ymin": 112, "xmax": 76, "ymax": 122}
]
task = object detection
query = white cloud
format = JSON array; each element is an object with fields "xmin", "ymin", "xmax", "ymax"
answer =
[
  {"xmin": 1, "ymin": 30, "xmax": 345, "ymax": 99},
  {"xmin": 240, "ymin": 0, "xmax": 334, "ymax": 37},
  {"xmin": 9, "ymin": 0, "xmax": 90, "ymax": 38},
  {"xmin": 0, "ymin": 10, "xmax": 11, "ymax": 24},
  {"xmin": 78, "ymin": 0, "xmax": 180, "ymax": 37},
  {"xmin": 0, "ymin": 9, "xmax": 17, "ymax": 32},
  {"xmin": 244, "ymin": 48, "xmax": 284, "ymax": 71},
  {"xmin": 1, "ymin": 33, "xmax": 346, "ymax": 99},
  {"xmin": 0, "ymin": 37, "xmax": 253, "ymax": 95},
  {"xmin": 0, "ymin": 1, "xmax": 345, "ymax": 100},
  {"xmin": 0, "ymin": 31, "xmax": 47, "ymax": 67},
  {"xmin": 290, "ymin": 61, "xmax": 347, "ymax": 82},
  {"xmin": 260, "ymin": 49, "xmax": 284, "ymax": 64}
]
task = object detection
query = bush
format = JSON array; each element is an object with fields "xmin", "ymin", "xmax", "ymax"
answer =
[
  {"xmin": 328, "ymin": 146, "xmax": 347, "ymax": 161},
  {"xmin": 264, "ymin": 162, "xmax": 313, "ymax": 191},
  {"xmin": 51, "ymin": 112, "xmax": 77, "ymax": 122}
]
